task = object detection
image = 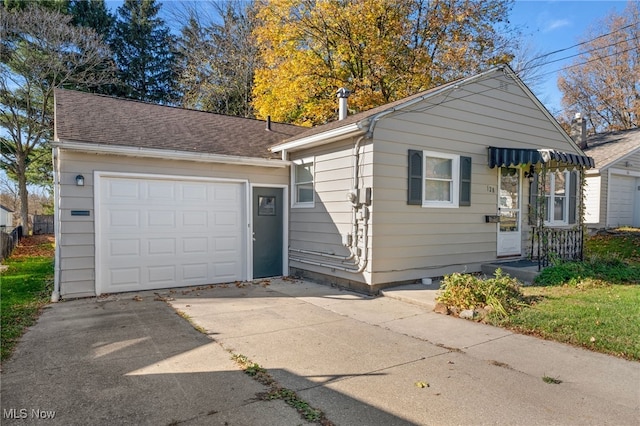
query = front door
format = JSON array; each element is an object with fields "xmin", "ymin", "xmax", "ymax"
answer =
[
  {"xmin": 252, "ymin": 187, "xmax": 283, "ymax": 278},
  {"xmin": 497, "ymin": 167, "xmax": 522, "ymax": 256}
]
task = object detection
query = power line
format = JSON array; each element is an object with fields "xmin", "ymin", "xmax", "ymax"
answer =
[
  {"xmin": 522, "ymin": 20, "xmax": 640, "ymax": 69},
  {"xmin": 521, "ymin": 33, "xmax": 639, "ymax": 73}
]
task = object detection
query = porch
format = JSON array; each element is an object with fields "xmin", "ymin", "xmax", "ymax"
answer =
[{"xmin": 482, "ymin": 226, "xmax": 585, "ymax": 285}]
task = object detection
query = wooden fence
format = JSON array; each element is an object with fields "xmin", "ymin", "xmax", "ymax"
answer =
[{"xmin": 1, "ymin": 226, "xmax": 23, "ymax": 261}]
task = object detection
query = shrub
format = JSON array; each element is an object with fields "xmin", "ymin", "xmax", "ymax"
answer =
[
  {"xmin": 437, "ymin": 269, "xmax": 527, "ymax": 318},
  {"xmin": 535, "ymin": 253, "xmax": 640, "ymax": 286}
]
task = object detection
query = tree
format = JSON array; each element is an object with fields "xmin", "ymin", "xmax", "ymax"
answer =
[
  {"xmin": 111, "ymin": 0, "xmax": 177, "ymax": 103},
  {"xmin": 69, "ymin": 0, "xmax": 115, "ymax": 41},
  {"xmin": 173, "ymin": 1, "xmax": 259, "ymax": 117},
  {"xmin": 0, "ymin": 6, "xmax": 114, "ymax": 232},
  {"xmin": 558, "ymin": 1, "xmax": 639, "ymax": 132},
  {"xmin": 252, "ymin": 0, "xmax": 515, "ymax": 126}
]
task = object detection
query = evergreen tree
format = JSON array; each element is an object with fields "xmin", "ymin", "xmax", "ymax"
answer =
[
  {"xmin": 69, "ymin": 0, "xmax": 115, "ymax": 41},
  {"xmin": 111, "ymin": 0, "xmax": 177, "ymax": 103}
]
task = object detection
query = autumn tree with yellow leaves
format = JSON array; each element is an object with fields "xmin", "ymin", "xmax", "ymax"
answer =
[{"xmin": 252, "ymin": 0, "xmax": 516, "ymax": 126}]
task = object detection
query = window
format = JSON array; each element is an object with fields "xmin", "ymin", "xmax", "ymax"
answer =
[
  {"xmin": 292, "ymin": 158, "xmax": 314, "ymax": 207},
  {"xmin": 530, "ymin": 170, "xmax": 578, "ymax": 226},
  {"xmin": 407, "ymin": 150, "xmax": 471, "ymax": 208}
]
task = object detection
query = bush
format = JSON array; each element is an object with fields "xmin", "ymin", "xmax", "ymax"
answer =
[
  {"xmin": 436, "ymin": 269, "xmax": 527, "ymax": 318},
  {"xmin": 535, "ymin": 253, "xmax": 640, "ymax": 286}
]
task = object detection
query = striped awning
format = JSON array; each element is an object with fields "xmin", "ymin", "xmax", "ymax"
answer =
[{"xmin": 488, "ymin": 147, "xmax": 595, "ymax": 169}]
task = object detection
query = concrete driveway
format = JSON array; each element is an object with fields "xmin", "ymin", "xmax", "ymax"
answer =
[{"xmin": 1, "ymin": 278, "xmax": 639, "ymax": 425}]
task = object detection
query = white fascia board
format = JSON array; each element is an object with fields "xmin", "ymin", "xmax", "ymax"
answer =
[
  {"xmin": 270, "ymin": 123, "xmax": 364, "ymax": 153},
  {"xmin": 53, "ymin": 140, "xmax": 290, "ymax": 168}
]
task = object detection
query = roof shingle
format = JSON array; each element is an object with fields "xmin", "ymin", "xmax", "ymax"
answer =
[
  {"xmin": 582, "ymin": 127, "xmax": 640, "ymax": 168},
  {"xmin": 54, "ymin": 89, "xmax": 307, "ymax": 160}
]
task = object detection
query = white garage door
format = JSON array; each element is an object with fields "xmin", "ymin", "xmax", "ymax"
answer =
[
  {"xmin": 608, "ymin": 174, "xmax": 635, "ymax": 227},
  {"xmin": 97, "ymin": 175, "xmax": 246, "ymax": 294}
]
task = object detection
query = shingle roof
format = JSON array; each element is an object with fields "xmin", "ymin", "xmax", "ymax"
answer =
[
  {"xmin": 582, "ymin": 127, "xmax": 640, "ymax": 168},
  {"xmin": 54, "ymin": 89, "xmax": 307, "ymax": 160}
]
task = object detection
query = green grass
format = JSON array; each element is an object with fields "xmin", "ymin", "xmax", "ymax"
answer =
[
  {"xmin": 489, "ymin": 230, "xmax": 640, "ymax": 361},
  {"xmin": 1, "ymin": 256, "xmax": 54, "ymax": 362},
  {"xmin": 492, "ymin": 281, "xmax": 640, "ymax": 360}
]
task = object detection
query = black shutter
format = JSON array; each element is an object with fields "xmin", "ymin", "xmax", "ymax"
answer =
[
  {"xmin": 529, "ymin": 173, "xmax": 539, "ymax": 225},
  {"xmin": 569, "ymin": 171, "xmax": 578, "ymax": 224},
  {"xmin": 408, "ymin": 150, "xmax": 423, "ymax": 205},
  {"xmin": 459, "ymin": 156, "xmax": 472, "ymax": 206}
]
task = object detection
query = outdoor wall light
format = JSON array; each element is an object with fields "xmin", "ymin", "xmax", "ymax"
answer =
[{"xmin": 75, "ymin": 174, "xmax": 85, "ymax": 186}]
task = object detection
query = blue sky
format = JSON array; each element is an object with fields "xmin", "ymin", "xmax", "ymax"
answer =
[{"xmin": 509, "ymin": 0, "xmax": 630, "ymax": 114}]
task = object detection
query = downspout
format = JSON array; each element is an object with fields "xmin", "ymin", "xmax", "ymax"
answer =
[
  {"xmin": 289, "ymin": 135, "xmax": 368, "ymax": 271},
  {"xmin": 51, "ymin": 147, "xmax": 61, "ymax": 302}
]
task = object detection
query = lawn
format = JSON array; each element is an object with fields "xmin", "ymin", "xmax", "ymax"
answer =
[
  {"xmin": 0, "ymin": 235, "xmax": 55, "ymax": 363},
  {"xmin": 489, "ymin": 230, "xmax": 640, "ymax": 361}
]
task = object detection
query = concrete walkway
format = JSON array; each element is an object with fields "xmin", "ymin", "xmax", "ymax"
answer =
[{"xmin": 1, "ymin": 278, "xmax": 639, "ymax": 425}]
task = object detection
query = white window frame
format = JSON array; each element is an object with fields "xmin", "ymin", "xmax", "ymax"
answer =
[
  {"xmin": 422, "ymin": 150, "xmax": 460, "ymax": 208},
  {"xmin": 544, "ymin": 170, "xmax": 571, "ymax": 226},
  {"xmin": 291, "ymin": 157, "xmax": 315, "ymax": 208}
]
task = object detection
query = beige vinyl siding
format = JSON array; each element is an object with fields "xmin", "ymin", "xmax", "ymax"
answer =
[
  {"xmin": 288, "ymin": 138, "xmax": 373, "ymax": 284},
  {"xmin": 57, "ymin": 149, "xmax": 288, "ymax": 298},
  {"xmin": 368, "ymin": 74, "xmax": 575, "ymax": 283}
]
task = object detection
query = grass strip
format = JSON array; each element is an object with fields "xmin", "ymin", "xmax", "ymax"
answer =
[{"xmin": 1, "ymin": 256, "xmax": 54, "ymax": 362}]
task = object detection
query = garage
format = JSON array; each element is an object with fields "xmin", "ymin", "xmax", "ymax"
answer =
[
  {"xmin": 608, "ymin": 174, "xmax": 636, "ymax": 227},
  {"xmin": 96, "ymin": 174, "xmax": 247, "ymax": 295}
]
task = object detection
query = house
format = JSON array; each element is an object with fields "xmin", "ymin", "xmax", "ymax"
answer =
[
  {"xmin": 0, "ymin": 205, "xmax": 14, "ymax": 229},
  {"xmin": 577, "ymin": 125, "xmax": 640, "ymax": 229},
  {"xmin": 52, "ymin": 65, "xmax": 594, "ymax": 300}
]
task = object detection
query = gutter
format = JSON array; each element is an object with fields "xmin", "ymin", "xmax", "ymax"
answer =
[
  {"xmin": 51, "ymin": 147, "xmax": 61, "ymax": 302},
  {"xmin": 270, "ymin": 123, "xmax": 363, "ymax": 153},
  {"xmin": 53, "ymin": 140, "xmax": 291, "ymax": 168}
]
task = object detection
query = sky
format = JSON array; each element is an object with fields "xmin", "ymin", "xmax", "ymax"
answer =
[{"xmin": 508, "ymin": 0, "xmax": 631, "ymax": 115}]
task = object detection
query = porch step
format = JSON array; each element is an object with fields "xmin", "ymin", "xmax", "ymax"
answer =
[{"xmin": 481, "ymin": 259, "xmax": 542, "ymax": 285}]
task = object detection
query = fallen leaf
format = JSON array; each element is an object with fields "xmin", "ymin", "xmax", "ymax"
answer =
[{"xmin": 415, "ymin": 381, "xmax": 429, "ymax": 388}]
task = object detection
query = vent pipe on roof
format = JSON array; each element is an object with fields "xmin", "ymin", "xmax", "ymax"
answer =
[
  {"xmin": 266, "ymin": 115, "xmax": 272, "ymax": 131},
  {"xmin": 337, "ymin": 88, "xmax": 351, "ymax": 120},
  {"xmin": 570, "ymin": 113, "xmax": 587, "ymax": 149}
]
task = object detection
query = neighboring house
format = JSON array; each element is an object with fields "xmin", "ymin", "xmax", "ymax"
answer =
[
  {"xmin": 579, "ymin": 126, "xmax": 640, "ymax": 228},
  {"xmin": 0, "ymin": 205, "xmax": 14, "ymax": 229},
  {"xmin": 52, "ymin": 64, "xmax": 594, "ymax": 299}
]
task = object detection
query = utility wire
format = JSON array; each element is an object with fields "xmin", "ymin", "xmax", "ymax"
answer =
[
  {"xmin": 521, "ymin": 33, "xmax": 639, "ymax": 72},
  {"xmin": 521, "ymin": 20, "xmax": 640, "ymax": 69}
]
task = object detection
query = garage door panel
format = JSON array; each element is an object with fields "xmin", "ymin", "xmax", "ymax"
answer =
[
  {"xmin": 148, "ymin": 238, "xmax": 176, "ymax": 255},
  {"xmin": 110, "ymin": 239, "xmax": 140, "ymax": 256},
  {"xmin": 110, "ymin": 210, "xmax": 140, "ymax": 227},
  {"xmin": 98, "ymin": 176, "xmax": 247, "ymax": 294},
  {"xmin": 111, "ymin": 268, "xmax": 141, "ymax": 286}
]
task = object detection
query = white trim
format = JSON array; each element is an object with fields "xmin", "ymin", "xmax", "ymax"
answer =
[
  {"xmin": 54, "ymin": 140, "xmax": 290, "ymax": 168},
  {"xmin": 291, "ymin": 157, "xmax": 315, "ymax": 208},
  {"xmin": 250, "ymin": 184, "xmax": 289, "ymax": 280},
  {"xmin": 609, "ymin": 167, "xmax": 640, "ymax": 178},
  {"xmin": 270, "ymin": 123, "xmax": 363, "ymax": 153},
  {"xmin": 497, "ymin": 167, "xmax": 522, "ymax": 256},
  {"xmin": 93, "ymin": 171, "xmax": 250, "ymax": 296},
  {"xmin": 421, "ymin": 150, "xmax": 460, "ymax": 208},
  {"xmin": 543, "ymin": 170, "xmax": 575, "ymax": 226}
]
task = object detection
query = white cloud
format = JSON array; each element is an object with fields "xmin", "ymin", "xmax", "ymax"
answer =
[{"xmin": 543, "ymin": 18, "xmax": 571, "ymax": 33}]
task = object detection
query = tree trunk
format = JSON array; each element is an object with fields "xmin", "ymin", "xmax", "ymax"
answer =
[{"xmin": 16, "ymin": 153, "xmax": 30, "ymax": 234}]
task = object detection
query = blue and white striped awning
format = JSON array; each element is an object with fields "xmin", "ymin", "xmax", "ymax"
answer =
[{"xmin": 488, "ymin": 147, "xmax": 595, "ymax": 169}]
